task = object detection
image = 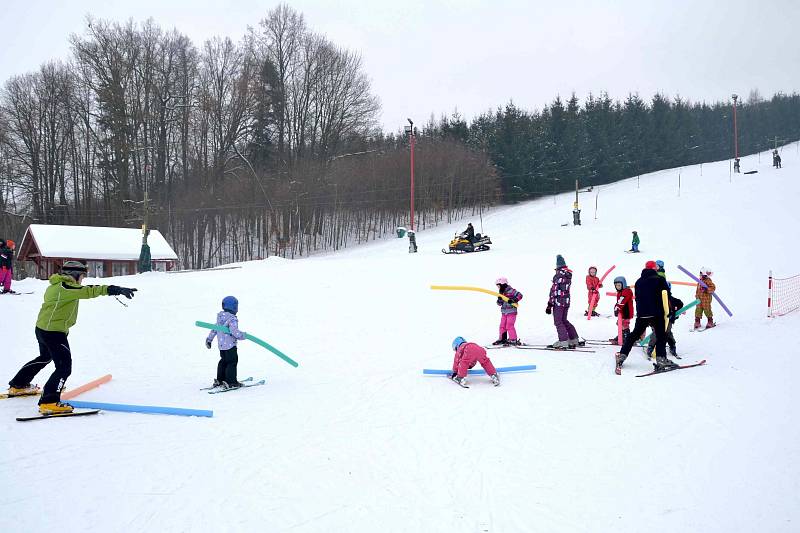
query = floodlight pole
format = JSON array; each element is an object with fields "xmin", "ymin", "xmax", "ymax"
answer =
[
  {"xmin": 407, "ymin": 119, "xmax": 416, "ymax": 231},
  {"xmin": 732, "ymin": 94, "xmax": 739, "ymax": 159}
]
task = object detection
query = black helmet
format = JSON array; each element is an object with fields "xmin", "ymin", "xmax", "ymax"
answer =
[{"xmin": 61, "ymin": 260, "xmax": 88, "ymax": 279}]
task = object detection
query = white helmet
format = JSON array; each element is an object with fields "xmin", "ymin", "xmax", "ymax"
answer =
[{"xmin": 699, "ymin": 266, "xmax": 713, "ymax": 276}]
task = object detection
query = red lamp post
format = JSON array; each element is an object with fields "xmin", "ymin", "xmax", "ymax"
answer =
[{"xmin": 732, "ymin": 94, "xmax": 739, "ymax": 159}]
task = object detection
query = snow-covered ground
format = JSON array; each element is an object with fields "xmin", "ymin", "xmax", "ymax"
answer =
[{"xmin": 2, "ymin": 144, "xmax": 799, "ymax": 532}]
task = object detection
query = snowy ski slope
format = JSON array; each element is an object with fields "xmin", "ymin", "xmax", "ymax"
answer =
[{"xmin": 2, "ymin": 144, "xmax": 799, "ymax": 532}]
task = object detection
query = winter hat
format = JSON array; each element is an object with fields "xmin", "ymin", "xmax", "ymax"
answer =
[
  {"xmin": 61, "ymin": 260, "xmax": 88, "ymax": 279},
  {"xmin": 645, "ymin": 260, "xmax": 658, "ymax": 270},
  {"xmin": 495, "ymin": 276, "xmax": 508, "ymax": 285},
  {"xmin": 699, "ymin": 267, "xmax": 713, "ymax": 277},
  {"xmin": 613, "ymin": 276, "xmax": 628, "ymax": 288},
  {"xmin": 452, "ymin": 336, "xmax": 466, "ymax": 351},
  {"xmin": 656, "ymin": 260, "xmax": 664, "ymax": 269},
  {"xmin": 222, "ymin": 295, "xmax": 239, "ymax": 314},
  {"xmin": 6, "ymin": 239, "xmax": 14, "ymax": 249},
  {"xmin": 556, "ymin": 254, "xmax": 566, "ymax": 268},
  {"xmin": 588, "ymin": 266, "xmax": 597, "ymax": 274}
]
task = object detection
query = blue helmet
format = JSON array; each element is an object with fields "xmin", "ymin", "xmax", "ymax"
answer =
[
  {"xmin": 452, "ymin": 336, "xmax": 466, "ymax": 350},
  {"xmin": 656, "ymin": 259, "xmax": 665, "ymax": 269},
  {"xmin": 222, "ymin": 296, "xmax": 239, "ymax": 314}
]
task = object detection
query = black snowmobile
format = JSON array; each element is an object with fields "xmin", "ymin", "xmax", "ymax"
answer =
[{"xmin": 442, "ymin": 232, "xmax": 492, "ymax": 254}]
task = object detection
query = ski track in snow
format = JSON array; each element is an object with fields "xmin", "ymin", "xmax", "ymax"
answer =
[{"xmin": 2, "ymin": 144, "xmax": 800, "ymax": 531}]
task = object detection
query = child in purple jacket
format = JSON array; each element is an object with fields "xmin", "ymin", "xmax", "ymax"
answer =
[
  {"xmin": 205, "ymin": 296, "xmax": 247, "ymax": 389},
  {"xmin": 546, "ymin": 254, "xmax": 581, "ymax": 349},
  {"xmin": 493, "ymin": 276, "xmax": 523, "ymax": 346}
]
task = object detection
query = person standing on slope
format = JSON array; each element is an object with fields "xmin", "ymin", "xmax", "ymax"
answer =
[
  {"xmin": 0, "ymin": 239, "xmax": 15, "ymax": 294},
  {"xmin": 608, "ymin": 276, "xmax": 634, "ymax": 345},
  {"xmin": 615, "ymin": 261, "xmax": 677, "ymax": 374},
  {"xmin": 644, "ymin": 259, "xmax": 680, "ymax": 359},
  {"xmin": 205, "ymin": 296, "xmax": 247, "ymax": 389},
  {"xmin": 546, "ymin": 255, "xmax": 581, "ymax": 349},
  {"xmin": 493, "ymin": 277, "xmax": 523, "ymax": 346},
  {"xmin": 450, "ymin": 336, "xmax": 500, "ymax": 387},
  {"xmin": 585, "ymin": 266, "xmax": 602, "ymax": 316},
  {"xmin": 693, "ymin": 268, "xmax": 717, "ymax": 330},
  {"xmin": 6, "ymin": 261, "xmax": 137, "ymax": 412},
  {"xmin": 630, "ymin": 231, "xmax": 640, "ymax": 253}
]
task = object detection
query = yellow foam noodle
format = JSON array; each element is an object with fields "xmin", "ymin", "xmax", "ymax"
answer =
[
  {"xmin": 430, "ymin": 285, "xmax": 519, "ymax": 307},
  {"xmin": 662, "ymin": 290, "xmax": 670, "ymax": 329}
]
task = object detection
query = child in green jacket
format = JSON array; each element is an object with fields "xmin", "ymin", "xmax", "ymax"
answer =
[{"xmin": 6, "ymin": 261, "xmax": 137, "ymax": 414}]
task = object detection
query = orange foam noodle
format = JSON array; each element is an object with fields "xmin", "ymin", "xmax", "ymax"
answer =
[{"xmin": 62, "ymin": 374, "xmax": 112, "ymax": 400}]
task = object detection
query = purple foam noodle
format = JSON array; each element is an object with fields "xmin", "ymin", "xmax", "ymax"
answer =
[{"xmin": 677, "ymin": 265, "xmax": 733, "ymax": 317}]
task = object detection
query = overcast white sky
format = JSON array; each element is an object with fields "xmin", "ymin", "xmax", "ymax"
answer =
[{"xmin": 1, "ymin": 0, "xmax": 798, "ymax": 132}]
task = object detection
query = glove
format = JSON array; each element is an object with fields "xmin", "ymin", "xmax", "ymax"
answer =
[
  {"xmin": 545, "ymin": 305, "xmax": 552, "ymax": 315},
  {"xmin": 205, "ymin": 339, "xmax": 212, "ymax": 349},
  {"xmin": 108, "ymin": 285, "xmax": 137, "ymax": 299},
  {"xmin": 701, "ymin": 287, "xmax": 708, "ymax": 292},
  {"xmin": 614, "ymin": 307, "xmax": 619, "ymax": 317},
  {"xmin": 497, "ymin": 297, "xmax": 503, "ymax": 305},
  {"xmin": 507, "ymin": 298, "xmax": 516, "ymax": 305}
]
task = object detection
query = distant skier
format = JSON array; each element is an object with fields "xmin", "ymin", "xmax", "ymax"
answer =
[
  {"xmin": 205, "ymin": 296, "xmax": 247, "ymax": 390},
  {"xmin": 493, "ymin": 277, "xmax": 523, "ymax": 346},
  {"xmin": 773, "ymin": 150, "xmax": 782, "ymax": 169},
  {"xmin": 584, "ymin": 266, "xmax": 602, "ymax": 316},
  {"xmin": 615, "ymin": 261, "xmax": 677, "ymax": 374},
  {"xmin": 608, "ymin": 276, "xmax": 634, "ymax": 345},
  {"xmin": 0, "ymin": 239, "xmax": 14, "ymax": 294},
  {"xmin": 546, "ymin": 254, "xmax": 581, "ymax": 349},
  {"xmin": 629, "ymin": 231, "xmax": 640, "ymax": 253},
  {"xmin": 450, "ymin": 336, "xmax": 500, "ymax": 387},
  {"xmin": 6, "ymin": 261, "xmax": 137, "ymax": 413},
  {"xmin": 693, "ymin": 268, "xmax": 716, "ymax": 330}
]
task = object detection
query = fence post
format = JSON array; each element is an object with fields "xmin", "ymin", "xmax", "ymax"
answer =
[{"xmin": 768, "ymin": 270, "xmax": 773, "ymax": 318}]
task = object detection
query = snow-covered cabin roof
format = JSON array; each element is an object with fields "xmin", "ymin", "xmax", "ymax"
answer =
[{"xmin": 20, "ymin": 224, "xmax": 178, "ymax": 261}]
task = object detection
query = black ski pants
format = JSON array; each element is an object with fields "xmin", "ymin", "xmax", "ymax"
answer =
[
  {"xmin": 619, "ymin": 315, "xmax": 666, "ymax": 364},
  {"xmin": 9, "ymin": 327, "xmax": 72, "ymax": 404},
  {"xmin": 216, "ymin": 346, "xmax": 239, "ymax": 385}
]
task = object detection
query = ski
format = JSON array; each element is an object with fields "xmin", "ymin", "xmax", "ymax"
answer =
[
  {"xmin": 200, "ymin": 376, "xmax": 253, "ymax": 390},
  {"xmin": 635, "ymin": 359, "xmax": 707, "ymax": 378},
  {"xmin": 208, "ymin": 379, "xmax": 265, "ymax": 394},
  {"xmin": 423, "ymin": 365, "xmax": 536, "ymax": 376},
  {"xmin": 16, "ymin": 409, "xmax": 101, "ymax": 422},
  {"xmin": 485, "ymin": 344, "xmax": 595, "ymax": 353},
  {"xmin": 1, "ymin": 291, "xmax": 33, "ymax": 295},
  {"xmin": 584, "ymin": 340, "xmax": 616, "ymax": 346}
]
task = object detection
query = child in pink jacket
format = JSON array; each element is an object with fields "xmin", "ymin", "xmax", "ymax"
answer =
[{"xmin": 450, "ymin": 337, "xmax": 500, "ymax": 387}]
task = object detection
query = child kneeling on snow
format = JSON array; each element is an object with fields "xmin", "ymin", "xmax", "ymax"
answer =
[
  {"xmin": 451, "ymin": 337, "xmax": 500, "ymax": 387},
  {"xmin": 494, "ymin": 276, "xmax": 523, "ymax": 345},
  {"xmin": 205, "ymin": 296, "xmax": 247, "ymax": 389}
]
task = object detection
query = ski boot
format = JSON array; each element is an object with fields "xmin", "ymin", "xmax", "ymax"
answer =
[
  {"xmin": 615, "ymin": 352, "xmax": 627, "ymax": 375},
  {"xmin": 549, "ymin": 340, "xmax": 571, "ymax": 350},
  {"xmin": 507, "ymin": 339, "xmax": 522, "ymax": 346},
  {"xmin": 705, "ymin": 318, "xmax": 715, "ymax": 329},
  {"xmin": 39, "ymin": 401, "xmax": 74, "ymax": 415},
  {"xmin": 490, "ymin": 374, "xmax": 500, "ymax": 386},
  {"xmin": 8, "ymin": 384, "xmax": 41, "ymax": 397},
  {"xmin": 654, "ymin": 356, "xmax": 679, "ymax": 372},
  {"xmin": 693, "ymin": 317, "xmax": 702, "ymax": 330},
  {"xmin": 492, "ymin": 332, "xmax": 508, "ymax": 346},
  {"xmin": 211, "ymin": 379, "xmax": 223, "ymax": 388},
  {"xmin": 568, "ymin": 337, "xmax": 586, "ymax": 347},
  {"xmin": 451, "ymin": 375, "xmax": 468, "ymax": 388},
  {"xmin": 607, "ymin": 336, "xmax": 620, "ymax": 345},
  {"xmin": 591, "ymin": 311, "xmax": 600, "ymax": 317},
  {"xmin": 222, "ymin": 381, "xmax": 243, "ymax": 390}
]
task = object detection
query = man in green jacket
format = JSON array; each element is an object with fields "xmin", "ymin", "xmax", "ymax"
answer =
[{"xmin": 7, "ymin": 261, "xmax": 137, "ymax": 414}]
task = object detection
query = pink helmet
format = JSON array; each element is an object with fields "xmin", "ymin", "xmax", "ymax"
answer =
[{"xmin": 495, "ymin": 276, "xmax": 508, "ymax": 285}]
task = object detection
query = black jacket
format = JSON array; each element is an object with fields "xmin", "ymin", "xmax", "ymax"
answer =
[
  {"xmin": 633, "ymin": 268, "xmax": 671, "ymax": 318},
  {"xmin": 0, "ymin": 245, "xmax": 13, "ymax": 269}
]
